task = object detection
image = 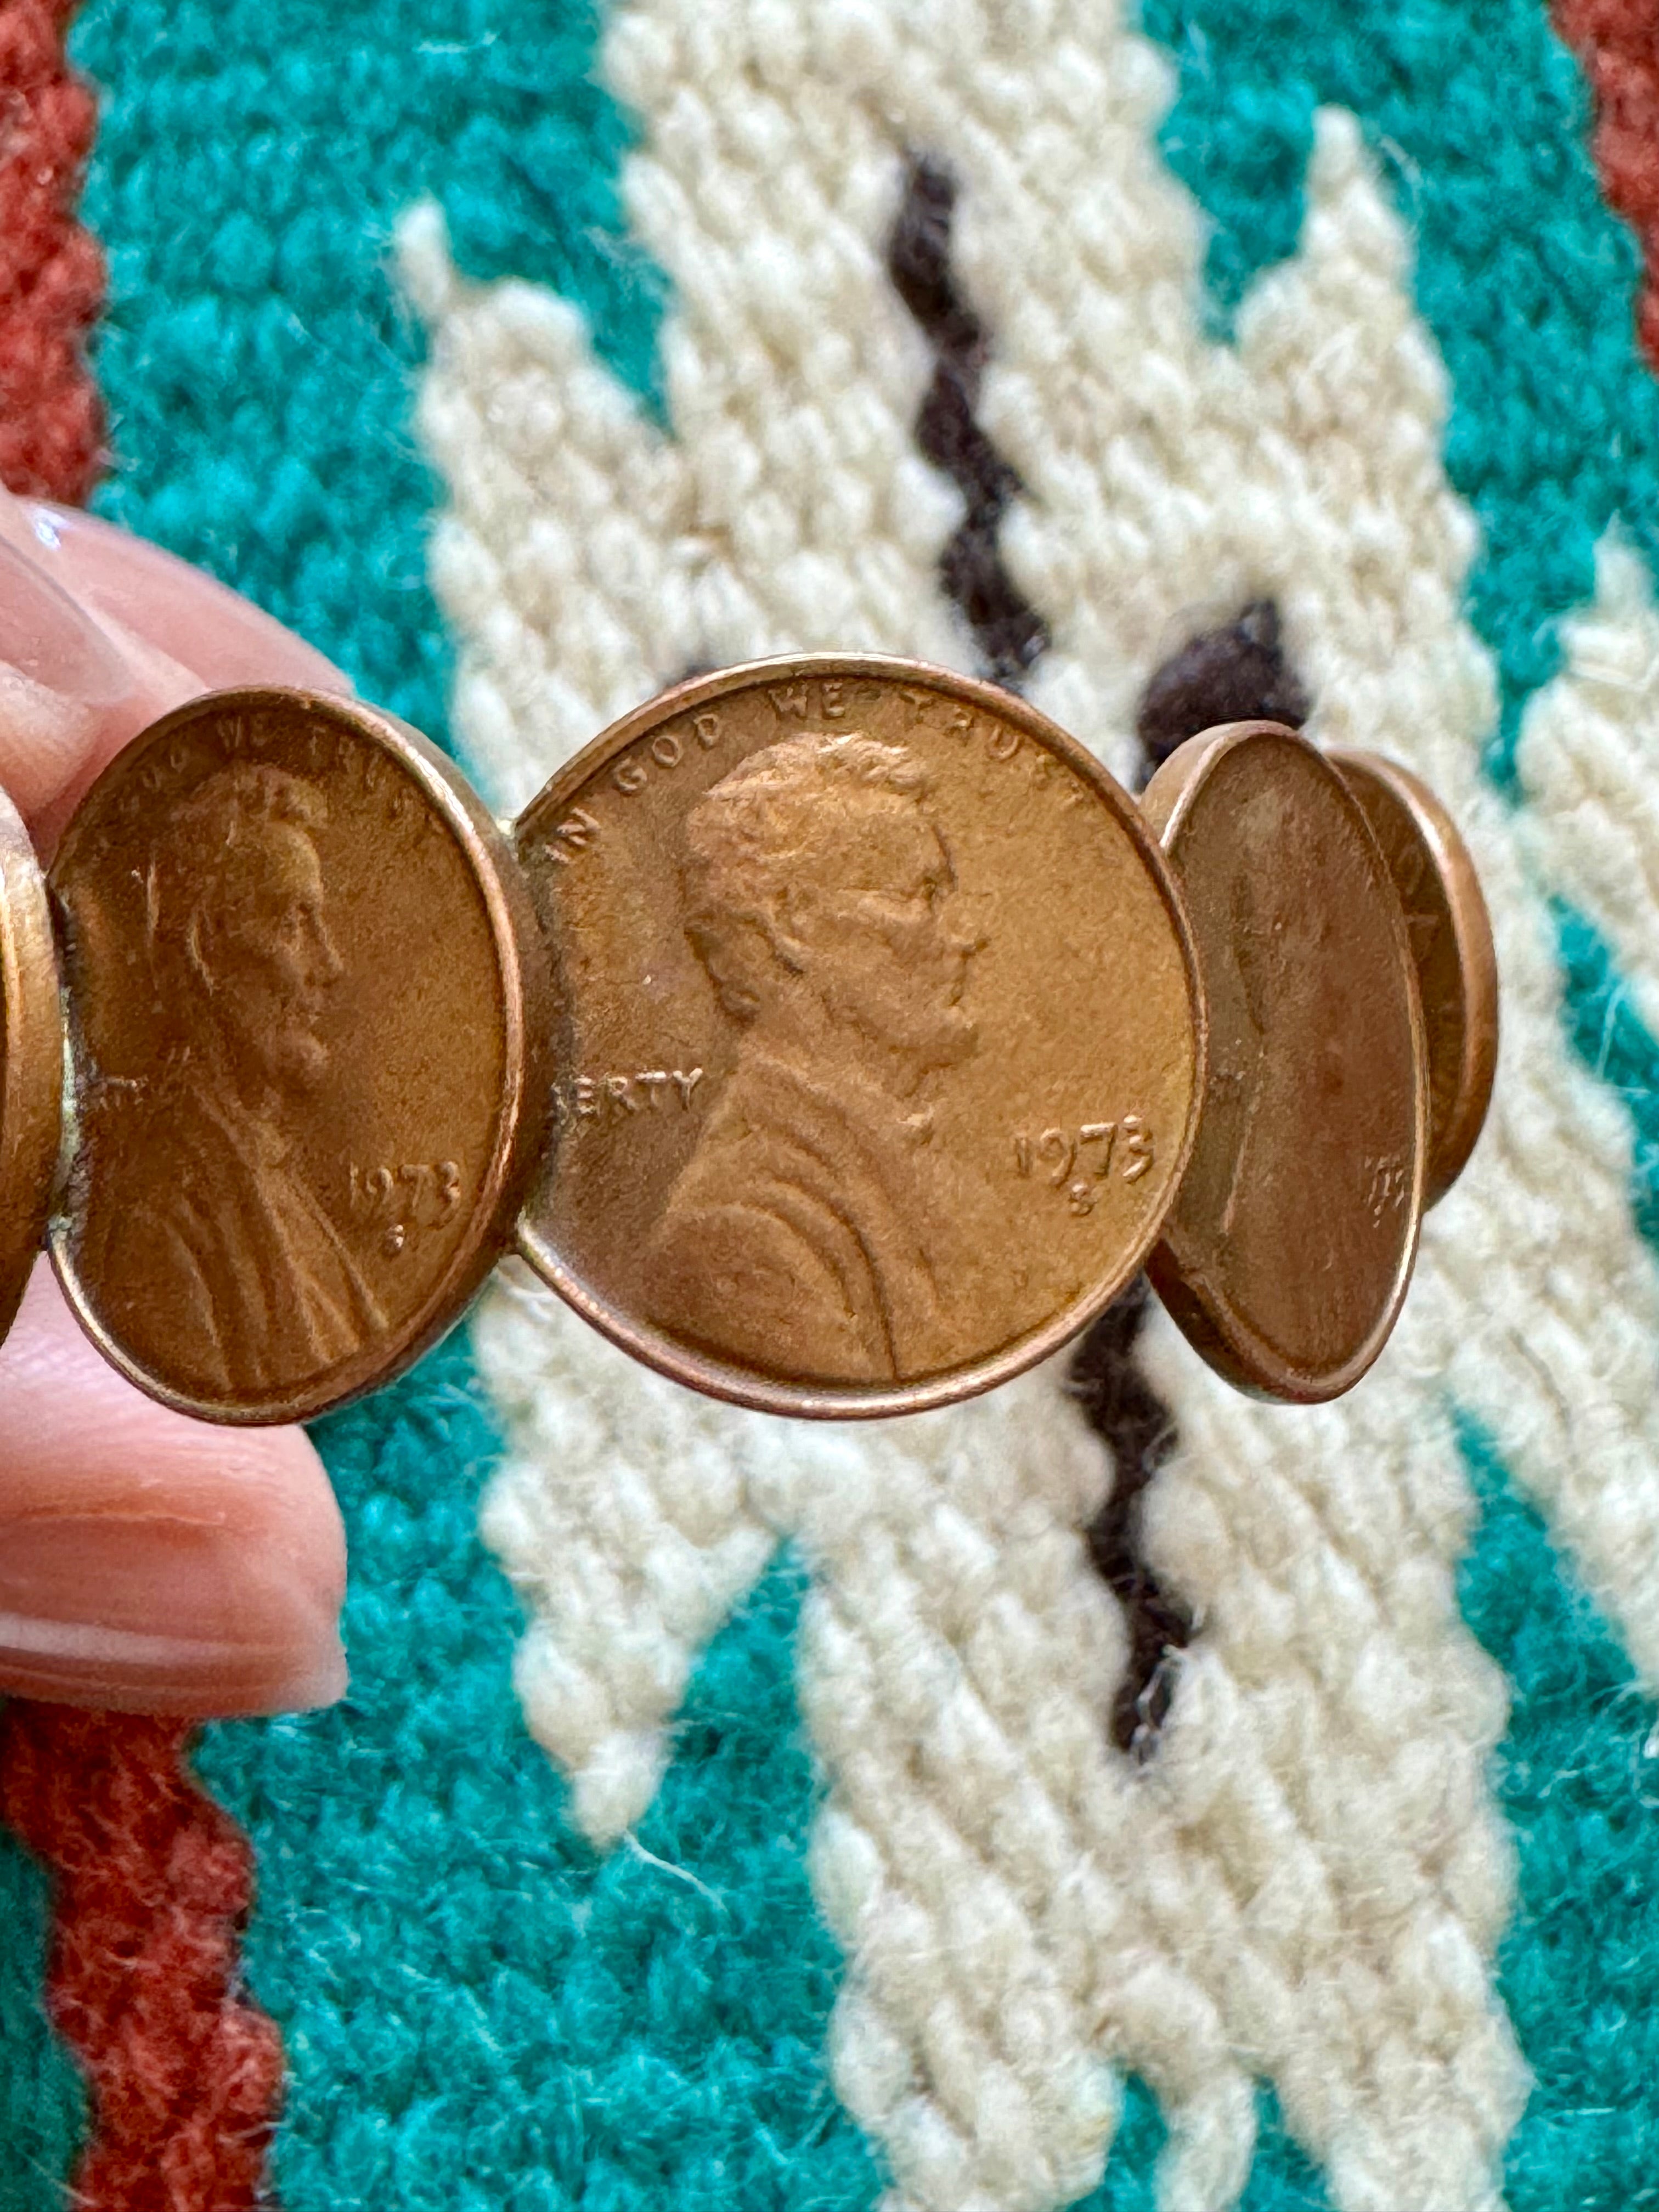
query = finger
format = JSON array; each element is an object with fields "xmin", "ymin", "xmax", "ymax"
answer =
[
  {"xmin": 0, "ymin": 489, "xmax": 349, "ymax": 849},
  {"xmin": 0, "ymin": 1260, "xmax": 347, "ymax": 1717},
  {"xmin": 0, "ymin": 534, "xmax": 136, "ymax": 831},
  {"xmin": 19, "ymin": 497, "xmax": 346, "ymax": 698},
  {"xmin": 0, "ymin": 499, "xmax": 353, "ymax": 1716}
]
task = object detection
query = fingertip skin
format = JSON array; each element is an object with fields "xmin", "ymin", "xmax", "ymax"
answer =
[
  {"xmin": 0, "ymin": 506, "xmax": 356, "ymax": 1714},
  {"xmin": 0, "ymin": 496, "xmax": 352, "ymax": 849},
  {"xmin": 0, "ymin": 1262, "xmax": 348, "ymax": 1715}
]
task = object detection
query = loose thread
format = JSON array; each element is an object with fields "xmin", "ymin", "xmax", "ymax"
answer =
[{"xmin": 0, "ymin": 1702, "xmax": 283, "ymax": 2211}]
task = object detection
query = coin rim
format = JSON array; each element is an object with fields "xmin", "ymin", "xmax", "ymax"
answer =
[
  {"xmin": 48, "ymin": 685, "xmax": 555, "ymax": 1426},
  {"xmin": 1329, "ymin": 748, "xmax": 1498, "ymax": 1206},
  {"xmin": 513, "ymin": 652, "xmax": 1209, "ymax": 1420},
  {"xmin": 1141, "ymin": 720, "xmax": 1429, "ymax": 1404},
  {"xmin": 0, "ymin": 785, "xmax": 63, "ymax": 1342}
]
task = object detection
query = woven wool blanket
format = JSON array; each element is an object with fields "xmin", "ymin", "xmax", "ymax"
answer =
[{"xmin": 5, "ymin": 0, "xmax": 1659, "ymax": 2207}]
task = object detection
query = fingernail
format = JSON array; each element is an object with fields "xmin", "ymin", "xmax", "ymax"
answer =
[
  {"xmin": 0, "ymin": 537, "xmax": 135, "ymax": 823},
  {"xmin": 0, "ymin": 1514, "xmax": 347, "ymax": 1717}
]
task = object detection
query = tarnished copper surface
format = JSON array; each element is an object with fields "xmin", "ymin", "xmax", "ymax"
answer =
[
  {"xmin": 1331, "ymin": 749, "xmax": 1497, "ymax": 1205},
  {"xmin": 1142, "ymin": 721, "xmax": 1426, "ymax": 1403},
  {"xmin": 514, "ymin": 654, "xmax": 1205, "ymax": 1419},
  {"xmin": 0, "ymin": 783, "xmax": 61, "ymax": 1340},
  {"xmin": 48, "ymin": 688, "xmax": 552, "ymax": 1424}
]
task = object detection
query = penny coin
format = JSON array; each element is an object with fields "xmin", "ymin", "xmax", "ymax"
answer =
[
  {"xmin": 1141, "ymin": 721, "xmax": 1427, "ymax": 1402},
  {"xmin": 0, "ymin": 784, "xmax": 63, "ymax": 1341},
  {"xmin": 1330, "ymin": 749, "xmax": 1497, "ymax": 1205},
  {"xmin": 49, "ymin": 687, "xmax": 553, "ymax": 1424},
  {"xmin": 513, "ymin": 654, "xmax": 1205, "ymax": 1419}
]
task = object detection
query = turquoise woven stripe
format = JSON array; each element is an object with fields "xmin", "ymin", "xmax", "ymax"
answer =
[
  {"xmin": 1138, "ymin": 0, "xmax": 1659, "ymax": 787},
  {"xmin": 70, "ymin": 0, "xmax": 663, "ymax": 754},
  {"xmin": 0, "ymin": 1826, "xmax": 84, "ymax": 2212},
  {"xmin": 196, "ymin": 1331, "xmax": 881, "ymax": 2211},
  {"xmin": 1457, "ymin": 1416, "xmax": 1659, "ymax": 2210}
]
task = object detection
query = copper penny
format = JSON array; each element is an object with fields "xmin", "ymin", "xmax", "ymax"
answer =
[
  {"xmin": 0, "ymin": 782, "xmax": 63, "ymax": 1340},
  {"xmin": 1330, "ymin": 749, "xmax": 1497, "ymax": 1205},
  {"xmin": 48, "ymin": 687, "xmax": 553, "ymax": 1424},
  {"xmin": 513, "ymin": 654, "xmax": 1205, "ymax": 1418},
  {"xmin": 1142, "ymin": 721, "xmax": 1427, "ymax": 1402}
]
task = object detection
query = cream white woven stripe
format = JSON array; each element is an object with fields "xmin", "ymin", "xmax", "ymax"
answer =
[
  {"xmin": 962, "ymin": 77, "xmax": 1659, "ymax": 1699},
  {"xmin": 1515, "ymin": 527, "xmax": 1659, "ymax": 1035},
  {"xmin": 477, "ymin": 1262, "xmax": 810, "ymax": 1844},
  {"xmin": 397, "ymin": 3, "xmax": 970, "ymax": 816},
  {"xmin": 386, "ymin": 2, "xmax": 1659, "ymax": 2203},
  {"xmin": 479, "ymin": 1276, "xmax": 1261, "ymax": 2212},
  {"xmin": 887, "ymin": 0, "xmax": 1659, "ymax": 1697}
]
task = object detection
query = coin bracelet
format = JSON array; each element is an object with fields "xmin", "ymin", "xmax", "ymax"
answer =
[{"xmin": 0, "ymin": 657, "xmax": 1497, "ymax": 1426}]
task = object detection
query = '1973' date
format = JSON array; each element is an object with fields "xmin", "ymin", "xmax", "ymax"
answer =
[
  {"xmin": 350, "ymin": 1160, "xmax": 464, "ymax": 1257},
  {"xmin": 1013, "ymin": 1119, "xmax": 1153, "ymax": 1216}
]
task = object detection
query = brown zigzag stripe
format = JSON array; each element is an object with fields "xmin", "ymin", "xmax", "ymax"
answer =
[
  {"xmin": 0, "ymin": 1705, "xmax": 284, "ymax": 2212},
  {"xmin": 1072, "ymin": 602, "xmax": 1309, "ymax": 1753},
  {"xmin": 886, "ymin": 149, "xmax": 1316, "ymax": 1754},
  {"xmin": 886, "ymin": 155, "xmax": 1049, "ymax": 685},
  {"xmin": 1553, "ymin": 0, "xmax": 1659, "ymax": 375},
  {"xmin": 1066, "ymin": 1277, "xmax": 1189, "ymax": 1757},
  {"xmin": 0, "ymin": 0, "xmax": 104, "ymax": 500}
]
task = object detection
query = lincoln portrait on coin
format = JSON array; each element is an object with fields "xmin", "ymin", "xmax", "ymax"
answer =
[
  {"xmin": 644, "ymin": 731, "xmax": 984, "ymax": 1385},
  {"xmin": 89, "ymin": 762, "xmax": 383, "ymax": 1397}
]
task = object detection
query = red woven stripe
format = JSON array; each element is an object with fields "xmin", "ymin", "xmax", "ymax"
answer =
[
  {"xmin": 0, "ymin": 0, "xmax": 105, "ymax": 500},
  {"xmin": 0, "ymin": 19, "xmax": 288, "ymax": 2209},
  {"xmin": 1555, "ymin": 0, "xmax": 1659, "ymax": 374},
  {"xmin": 0, "ymin": 1705, "xmax": 283, "ymax": 2211}
]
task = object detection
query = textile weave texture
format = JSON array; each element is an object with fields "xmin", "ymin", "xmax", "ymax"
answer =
[{"xmin": 7, "ymin": 0, "xmax": 1659, "ymax": 2207}]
